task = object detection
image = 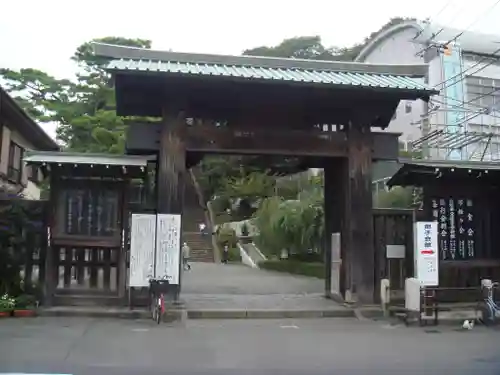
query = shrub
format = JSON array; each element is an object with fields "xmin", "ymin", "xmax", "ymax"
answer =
[
  {"xmin": 216, "ymin": 226, "xmax": 238, "ymax": 249},
  {"xmin": 227, "ymin": 246, "xmax": 241, "ymax": 262},
  {"xmin": 14, "ymin": 294, "xmax": 37, "ymax": 309},
  {"xmin": 258, "ymin": 260, "xmax": 325, "ymax": 279},
  {"xmin": 0, "ymin": 294, "xmax": 15, "ymax": 312}
]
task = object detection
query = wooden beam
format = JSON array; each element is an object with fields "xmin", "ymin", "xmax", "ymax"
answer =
[
  {"xmin": 126, "ymin": 122, "xmax": 400, "ymax": 160},
  {"xmin": 185, "ymin": 126, "xmax": 348, "ymax": 157}
]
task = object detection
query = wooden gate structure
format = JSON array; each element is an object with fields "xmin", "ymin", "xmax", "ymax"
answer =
[
  {"xmin": 91, "ymin": 43, "xmax": 437, "ymax": 304},
  {"xmin": 23, "ymin": 151, "xmax": 153, "ymax": 306},
  {"xmin": 388, "ymin": 159, "xmax": 500, "ymax": 301}
]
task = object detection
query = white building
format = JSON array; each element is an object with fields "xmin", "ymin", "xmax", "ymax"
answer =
[
  {"xmin": 0, "ymin": 86, "xmax": 59, "ymax": 199},
  {"xmin": 356, "ymin": 20, "xmax": 500, "ymax": 160}
]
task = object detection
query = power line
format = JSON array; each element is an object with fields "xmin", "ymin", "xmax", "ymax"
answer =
[
  {"xmin": 412, "ymin": 47, "xmax": 500, "ymax": 122},
  {"xmin": 433, "ymin": 46, "xmax": 500, "ymax": 90},
  {"xmin": 415, "ymin": 0, "xmax": 500, "ymax": 57},
  {"xmin": 413, "ymin": 1, "xmax": 453, "ymax": 41},
  {"xmin": 417, "ymin": 86, "xmax": 500, "ymax": 124},
  {"xmin": 440, "ymin": 0, "xmax": 500, "ymax": 48}
]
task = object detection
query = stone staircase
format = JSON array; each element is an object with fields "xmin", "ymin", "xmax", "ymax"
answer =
[
  {"xmin": 182, "ymin": 169, "xmax": 215, "ymax": 263},
  {"xmin": 182, "ymin": 231, "xmax": 214, "ymax": 262}
]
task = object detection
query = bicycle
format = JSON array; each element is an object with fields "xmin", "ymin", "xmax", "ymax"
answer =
[
  {"xmin": 148, "ymin": 275, "xmax": 170, "ymax": 324},
  {"xmin": 476, "ymin": 280, "xmax": 500, "ymax": 326}
]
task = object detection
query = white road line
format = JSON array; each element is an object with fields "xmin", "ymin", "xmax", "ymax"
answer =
[
  {"xmin": 280, "ymin": 324, "xmax": 299, "ymax": 329},
  {"xmin": 131, "ymin": 328, "xmax": 150, "ymax": 332}
]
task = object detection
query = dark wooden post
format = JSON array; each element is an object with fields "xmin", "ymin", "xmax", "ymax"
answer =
[
  {"xmin": 43, "ymin": 170, "xmax": 58, "ymax": 306},
  {"xmin": 157, "ymin": 111, "xmax": 186, "ymax": 214},
  {"xmin": 118, "ymin": 179, "xmax": 130, "ymax": 304},
  {"xmin": 345, "ymin": 122, "xmax": 375, "ymax": 304},
  {"xmin": 323, "ymin": 159, "xmax": 347, "ymax": 301},
  {"xmin": 157, "ymin": 110, "xmax": 186, "ymax": 299}
]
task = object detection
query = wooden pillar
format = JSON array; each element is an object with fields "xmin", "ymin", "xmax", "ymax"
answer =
[
  {"xmin": 43, "ymin": 170, "xmax": 58, "ymax": 306},
  {"xmin": 118, "ymin": 179, "xmax": 130, "ymax": 303},
  {"xmin": 157, "ymin": 111, "xmax": 186, "ymax": 214},
  {"xmin": 157, "ymin": 110, "xmax": 186, "ymax": 299},
  {"xmin": 323, "ymin": 159, "xmax": 347, "ymax": 300},
  {"xmin": 345, "ymin": 122, "xmax": 375, "ymax": 304}
]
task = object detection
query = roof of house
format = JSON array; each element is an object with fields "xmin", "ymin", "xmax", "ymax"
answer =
[
  {"xmin": 93, "ymin": 43, "xmax": 437, "ymax": 96},
  {"xmin": 356, "ymin": 20, "xmax": 500, "ymax": 62},
  {"xmin": 0, "ymin": 86, "xmax": 59, "ymax": 151},
  {"xmin": 386, "ymin": 158, "xmax": 500, "ymax": 187},
  {"xmin": 24, "ymin": 151, "xmax": 154, "ymax": 167}
]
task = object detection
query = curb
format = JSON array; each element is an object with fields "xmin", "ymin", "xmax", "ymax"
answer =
[
  {"xmin": 187, "ymin": 309, "xmax": 355, "ymax": 319},
  {"xmin": 38, "ymin": 307, "xmax": 355, "ymax": 320},
  {"xmin": 38, "ymin": 308, "xmax": 183, "ymax": 321}
]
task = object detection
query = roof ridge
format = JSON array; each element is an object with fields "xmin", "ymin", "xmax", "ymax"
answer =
[{"xmin": 93, "ymin": 42, "xmax": 429, "ymax": 77}]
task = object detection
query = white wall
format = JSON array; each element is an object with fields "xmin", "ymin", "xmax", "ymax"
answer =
[
  {"xmin": 1, "ymin": 122, "xmax": 43, "ymax": 199},
  {"xmin": 360, "ymin": 27, "xmax": 500, "ymax": 161},
  {"xmin": 360, "ymin": 27, "xmax": 427, "ymax": 146}
]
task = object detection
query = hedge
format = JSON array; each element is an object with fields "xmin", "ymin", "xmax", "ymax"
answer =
[{"xmin": 258, "ymin": 260, "xmax": 325, "ymax": 279}]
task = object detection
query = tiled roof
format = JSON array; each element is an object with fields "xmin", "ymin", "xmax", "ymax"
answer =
[
  {"xmin": 93, "ymin": 43, "xmax": 438, "ymax": 94},
  {"xmin": 107, "ymin": 58, "xmax": 434, "ymax": 91}
]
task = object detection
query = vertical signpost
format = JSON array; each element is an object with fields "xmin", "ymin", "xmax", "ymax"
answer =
[
  {"xmin": 414, "ymin": 221, "xmax": 439, "ymax": 324},
  {"xmin": 414, "ymin": 221, "xmax": 439, "ymax": 286}
]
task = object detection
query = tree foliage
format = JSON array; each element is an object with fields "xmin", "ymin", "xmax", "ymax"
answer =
[
  {"xmin": 0, "ymin": 192, "xmax": 42, "ymax": 296},
  {"xmin": 0, "ymin": 37, "xmax": 151, "ymax": 153},
  {"xmin": 253, "ymin": 175, "xmax": 324, "ymax": 257}
]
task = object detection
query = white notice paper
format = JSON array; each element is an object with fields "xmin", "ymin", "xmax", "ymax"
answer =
[
  {"xmin": 129, "ymin": 214, "xmax": 156, "ymax": 287},
  {"xmin": 155, "ymin": 214, "xmax": 181, "ymax": 285},
  {"xmin": 414, "ymin": 221, "xmax": 439, "ymax": 286}
]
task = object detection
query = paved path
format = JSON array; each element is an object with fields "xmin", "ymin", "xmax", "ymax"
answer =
[
  {"xmin": 1, "ymin": 317, "xmax": 499, "ymax": 374},
  {"xmin": 180, "ymin": 263, "xmax": 341, "ymax": 311},
  {"xmin": 182, "ymin": 262, "xmax": 324, "ymax": 295}
]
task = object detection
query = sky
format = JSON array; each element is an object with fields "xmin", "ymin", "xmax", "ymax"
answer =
[{"xmin": 1, "ymin": 0, "xmax": 500, "ymax": 140}]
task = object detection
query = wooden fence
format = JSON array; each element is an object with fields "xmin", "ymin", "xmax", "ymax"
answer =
[{"xmin": 373, "ymin": 208, "xmax": 415, "ymax": 303}]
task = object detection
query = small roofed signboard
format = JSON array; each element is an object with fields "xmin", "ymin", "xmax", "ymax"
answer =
[{"xmin": 414, "ymin": 221, "xmax": 439, "ymax": 286}]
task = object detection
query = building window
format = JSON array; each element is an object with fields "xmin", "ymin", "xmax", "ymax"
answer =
[
  {"xmin": 405, "ymin": 102, "xmax": 412, "ymax": 113},
  {"xmin": 7, "ymin": 142, "xmax": 23, "ymax": 183}
]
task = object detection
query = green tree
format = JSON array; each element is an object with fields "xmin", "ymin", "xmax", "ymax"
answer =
[
  {"xmin": 0, "ymin": 37, "xmax": 151, "ymax": 153},
  {"xmin": 253, "ymin": 174, "xmax": 324, "ymax": 257}
]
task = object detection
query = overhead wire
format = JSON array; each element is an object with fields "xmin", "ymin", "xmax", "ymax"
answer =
[{"xmin": 412, "ymin": 0, "xmax": 453, "ymax": 41}]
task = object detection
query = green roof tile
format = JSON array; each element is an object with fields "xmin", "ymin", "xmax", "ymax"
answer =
[
  {"xmin": 106, "ymin": 58, "xmax": 433, "ymax": 91},
  {"xmin": 93, "ymin": 43, "xmax": 438, "ymax": 94}
]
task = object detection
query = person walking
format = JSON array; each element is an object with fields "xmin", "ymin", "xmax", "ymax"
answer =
[
  {"xmin": 222, "ymin": 244, "xmax": 229, "ymax": 264},
  {"xmin": 199, "ymin": 222, "xmax": 207, "ymax": 236},
  {"xmin": 182, "ymin": 242, "xmax": 191, "ymax": 271}
]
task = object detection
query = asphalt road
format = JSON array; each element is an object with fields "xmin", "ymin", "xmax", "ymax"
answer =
[{"xmin": 0, "ymin": 317, "xmax": 499, "ymax": 375}]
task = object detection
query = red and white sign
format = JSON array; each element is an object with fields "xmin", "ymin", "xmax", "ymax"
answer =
[{"xmin": 414, "ymin": 221, "xmax": 439, "ymax": 286}]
